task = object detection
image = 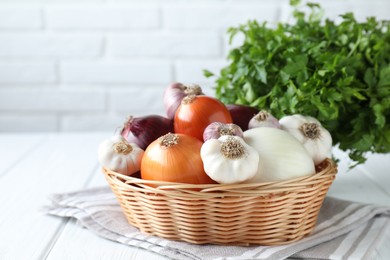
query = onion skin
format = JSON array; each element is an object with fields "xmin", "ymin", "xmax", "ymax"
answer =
[
  {"xmin": 174, "ymin": 95, "xmax": 233, "ymax": 141},
  {"xmin": 226, "ymin": 104, "xmax": 259, "ymax": 131},
  {"xmin": 141, "ymin": 133, "xmax": 215, "ymax": 185},
  {"xmin": 163, "ymin": 82, "xmax": 204, "ymax": 119},
  {"xmin": 120, "ymin": 115, "xmax": 174, "ymax": 150},
  {"xmin": 243, "ymin": 127, "xmax": 315, "ymax": 183}
]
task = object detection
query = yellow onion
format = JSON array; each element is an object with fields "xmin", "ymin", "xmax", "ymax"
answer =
[{"xmin": 141, "ymin": 133, "xmax": 215, "ymax": 185}]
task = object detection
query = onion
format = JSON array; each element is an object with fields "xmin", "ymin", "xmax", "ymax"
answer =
[
  {"xmin": 120, "ymin": 115, "xmax": 173, "ymax": 150},
  {"xmin": 243, "ymin": 127, "xmax": 315, "ymax": 183},
  {"xmin": 163, "ymin": 82, "xmax": 204, "ymax": 119},
  {"xmin": 203, "ymin": 122, "xmax": 243, "ymax": 142},
  {"xmin": 141, "ymin": 133, "xmax": 215, "ymax": 185},
  {"xmin": 226, "ymin": 104, "xmax": 259, "ymax": 131},
  {"xmin": 248, "ymin": 110, "xmax": 281, "ymax": 129},
  {"xmin": 174, "ymin": 95, "xmax": 233, "ymax": 141}
]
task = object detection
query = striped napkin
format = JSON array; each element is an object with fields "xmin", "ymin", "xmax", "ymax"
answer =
[{"xmin": 45, "ymin": 186, "xmax": 390, "ymax": 260}]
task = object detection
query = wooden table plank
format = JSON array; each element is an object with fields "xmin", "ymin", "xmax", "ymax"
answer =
[
  {"xmin": 328, "ymin": 150, "xmax": 390, "ymax": 260},
  {"xmin": 0, "ymin": 133, "xmax": 107, "ymax": 260},
  {"xmin": 328, "ymin": 150, "xmax": 390, "ymax": 206},
  {"xmin": 358, "ymin": 153, "xmax": 390, "ymax": 197},
  {"xmin": 47, "ymin": 219, "xmax": 167, "ymax": 260},
  {"xmin": 0, "ymin": 133, "xmax": 46, "ymax": 176},
  {"xmin": 46, "ymin": 155, "xmax": 168, "ymax": 260}
]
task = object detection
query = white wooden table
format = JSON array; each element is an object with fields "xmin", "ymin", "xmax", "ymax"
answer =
[{"xmin": 0, "ymin": 133, "xmax": 389, "ymax": 260}]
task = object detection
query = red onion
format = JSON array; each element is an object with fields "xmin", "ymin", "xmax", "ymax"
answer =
[
  {"xmin": 248, "ymin": 110, "xmax": 281, "ymax": 129},
  {"xmin": 226, "ymin": 104, "xmax": 259, "ymax": 131},
  {"xmin": 203, "ymin": 122, "xmax": 243, "ymax": 142},
  {"xmin": 120, "ymin": 115, "xmax": 174, "ymax": 150},
  {"xmin": 163, "ymin": 82, "xmax": 204, "ymax": 119}
]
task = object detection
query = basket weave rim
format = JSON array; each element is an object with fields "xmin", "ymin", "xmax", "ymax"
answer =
[
  {"xmin": 103, "ymin": 158, "xmax": 337, "ymax": 246},
  {"xmin": 103, "ymin": 158, "xmax": 337, "ymax": 193}
]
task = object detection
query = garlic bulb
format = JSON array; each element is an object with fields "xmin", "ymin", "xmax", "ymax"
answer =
[
  {"xmin": 279, "ymin": 114, "xmax": 332, "ymax": 165},
  {"xmin": 203, "ymin": 122, "xmax": 243, "ymax": 142},
  {"xmin": 98, "ymin": 135, "xmax": 144, "ymax": 176},
  {"xmin": 248, "ymin": 110, "xmax": 280, "ymax": 129},
  {"xmin": 163, "ymin": 82, "xmax": 204, "ymax": 119},
  {"xmin": 200, "ymin": 135, "xmax": 260, "ymax": 184},
  {"xmin": 244, "ymin": 127, "xmax": 315, "ymax": 182}
]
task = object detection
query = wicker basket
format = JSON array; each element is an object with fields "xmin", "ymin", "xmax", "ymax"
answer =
[{"xmin": 103, "ymin": 158, "xmax": 337, "ymax": 246}]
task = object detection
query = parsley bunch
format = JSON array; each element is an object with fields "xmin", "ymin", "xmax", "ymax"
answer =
[{"xmin": 205, "ymin": 1, "xmax": 390, "ymax": 166}]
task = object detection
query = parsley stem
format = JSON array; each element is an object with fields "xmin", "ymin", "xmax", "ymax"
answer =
[{"xmin": 347, "ymin": 31, "xmax": 362, "ymax": 58}]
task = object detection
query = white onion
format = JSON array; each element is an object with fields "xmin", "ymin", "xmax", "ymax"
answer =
[{"xmin": 243, "ymin": 127, "xmax": 315, "ymax": 182}]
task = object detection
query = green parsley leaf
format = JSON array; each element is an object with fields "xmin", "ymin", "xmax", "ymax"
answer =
[{"xmin": 206, "ymin": 1, "xmax": 390, "ymax": 167}]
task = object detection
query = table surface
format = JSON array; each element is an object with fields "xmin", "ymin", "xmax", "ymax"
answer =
[{"xmin": 0, "ymin": 132, "xmax": 389, "ymax": 260}]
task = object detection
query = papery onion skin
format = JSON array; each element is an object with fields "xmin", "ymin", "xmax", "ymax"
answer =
[
  {"xmin": 163, "ymin": 82, "xmax": 204, "ymax": 119},
  {"xmin": 203, "ymin": 122, "xmax": 243, "ymax": 142},
  {"xmin": 243, "ymin": 127, "xmax": 315, "ymax": 183},
  {"xmin": 174, "ymin": 95, "xmax": 233, "ymax": 141},
  {"xmin": 226, "ymin": 104, "xmax": 259, "ymax": 131},
  {"xmin": 120, "ymin": 115, "xmax": 174, "ymax": 150},
  {"xmin": 140, "ymin": 133, "xmax": 215, "ymax": 185}
]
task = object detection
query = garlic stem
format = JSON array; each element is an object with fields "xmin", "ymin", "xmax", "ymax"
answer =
[
  {"xmin": 160, "ymin": 133, "xmax": 179, "ymax": 148},
  {"xmin": 219, "ymin": 125, "xmax": 235, "ymax": 136},
  {"xmin": 220, "ymin": 136, "xmax": 245, "ymax": 159},
  {"xmin": 183, "ymin": 84, "xmax": 203, "ymax": 95},
  {"xmin": 114, "ymin": 140, "xmax": 133, "ymax": 155},
  {"xmin": 248, "ymin": 110, "xmax": 280, "ymax": 129},
  {"xmin": 254, "ymin": 110, "xmax": 270, "ymax": 121},
  {"xmin": 300, "ymin": 123, "xmax": 321, "ymax": 139},
  {"xmin": 182, "ymin": 94, "xmax": 196, "ymax": 104},
  {"xmin": 123, "ymin": 115, "xmax": 133, "ymax": 128}
]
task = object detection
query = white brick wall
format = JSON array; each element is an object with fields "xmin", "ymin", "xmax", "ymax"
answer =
[
  {"xmin": 61, "ymin": 60, "xmax": 172, "ymax": 84},
  {"xmin": 0, "ymin": 0, "xmax": 389, "ymax": 132},
  {"xmin": 0, "ymin": 61, "xmax": 56, "ymax": 84},
  {"xmin": 46, "ymin": 5, "xmax": 160, "ymax": 29},
  {"xmin": 0, "ymin": 7, "xmax": 42, "ymax": 29},
  {"xmin": 0, "ymin": 34, "xmax": 103, "ymax": 57},
  {"xmin": 0, "ymin": 89, "xmax": 105, "ymax": 111},
  {"xmin": 109, "ymin": 32, "xmax": 221, "ymax": 57}
]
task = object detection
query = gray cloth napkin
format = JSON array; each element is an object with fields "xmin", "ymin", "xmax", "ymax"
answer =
[{"xmin": 45, "ymin": 186, "xmax": 390, "ymax": 260}]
